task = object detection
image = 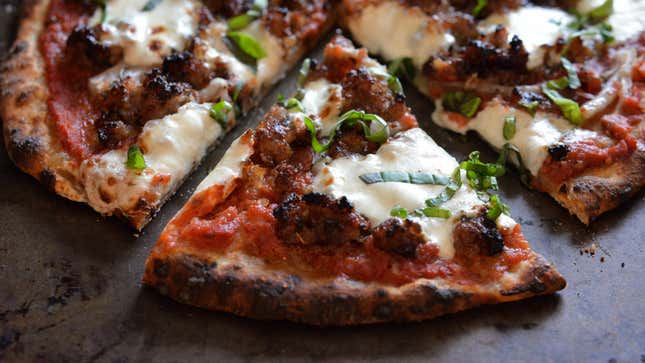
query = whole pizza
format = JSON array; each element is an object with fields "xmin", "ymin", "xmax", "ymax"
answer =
[{"xmin": 1, "ymin": 0, "xmax": 643, "ymax": 325}]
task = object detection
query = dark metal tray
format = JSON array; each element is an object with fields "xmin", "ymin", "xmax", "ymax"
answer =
[{"xmin": 1, "ymin": 2, "xmax": 643, "ymax": 362}]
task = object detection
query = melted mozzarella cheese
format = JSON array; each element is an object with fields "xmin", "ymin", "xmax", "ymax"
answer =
[
  {"xmin": 433, "ymin": 99, "xmax": 576, "ymax": 175},
  {"xmin": 300, "ymin": 79, "xmax": 344, "ymax": 135},
  {"xmin": 577, "ymin": 0, "xmax": 645, "ymax": 42},
  {"xmin": 81, "ymin": 102, "xmax": 226, "ymax": 214},
  {"xmin": 88, "ymin": 64, "xmax": 146, "ymax": 94},
  {"xmin": 92, "ymin": 0, "xmax": 200, "ymax": 68},
  {"xmin": 347, "ymin": 1, "xmax": 454, "ymax": 68},
  {"xmin": 195, "ymin": 133, "xmax": 254, "ymax": 193},
  {"xmin": 481, "ymin": 7, "xmax": 574, "ymax": 69},
  {"xmin": 242, "ymin": 20, "xmax": 286, "ymax": 86},
  {"xmin": 312, "ymin": 128, "xmax": 490, "ymax": 259}
]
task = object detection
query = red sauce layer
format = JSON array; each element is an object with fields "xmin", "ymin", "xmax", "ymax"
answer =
[
  {"xmin": 40, "ymin": 0, "xmax": 98, "ymax": 160},
  {"xmin": 159, "ymin": 184, "xmax": 532, "ymax": 287}
]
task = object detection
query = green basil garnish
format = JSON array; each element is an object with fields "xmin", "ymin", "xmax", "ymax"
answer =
[
  {"xmin": 277, "ymin": 95, "xmax": 304, "ymax": 112},
  {"xmin": 210, "ymin": 100, "xmax": 233, "ymax": 128},
  {"xmin": 298, "ymin": 58, "xmax": 311, "ymax": 87},
  {"xmin": 518, "ymin": 99, "xmax": 539, "ymax": 116},
  {"xmin": 226, "ymin": 32, "xmax": 267, "ymax": 60},
  {"xmin": 561, "ymin": 58, "xmax": 581, "ymax": 89},
  {"xmin": 141, "ymin": 0, "xmax": 163, "ymax": 12},
  {"xmin": 542, "ymin": 84, "xmax": 583, "ymax": 125},
  {"xmin": 228, "ymin": 11, "xmax": 260, "ymax": 30},
  {"xmin": 126, "ymin": 145, "xmax": 146, "ymax": 170},
  {"xmin": 390, "ymin": 205, "xmax": 409, "ymax": 219},
  {"xmin": 387, "ymin": 57, "xmax": 415, "ymax": 80},
  {"xmin": 93, "ymin": 0, "xmax": 107, "ymax": 23},
  {"xmin": 487, "ymin": 195, "xmax": 509, "ymax": 220},
  {"xmin": 473, "ymin": 0, "xmax": 487, "ymax": 17},
  {"xmin": 421, "ymin": 207, "xmax": 451, "ymax": 219},
  {"xmin": 305, "ymin": 110, "xmax": 390, "ymax": 153},
  {"xmin": 442, "ymin": 91, "xmax": 482, "ymax": 118},
  {"xmin": 503, "ymin": 115, "xmax": 516, "ymax": 140},
  {"xmin": 359, "ymin": 171, "xmax": 450, "ymax": 185},
  {"xmin": 498, "ymin": 143, "xmax": 531, "ymax": 186},
  {"xmin": 588, "ymin": 0, "xmax": 613, "ymax": 22},
  {"xmin": 425, "ymin": 167, "xmax": 462, "ymax": 208}
]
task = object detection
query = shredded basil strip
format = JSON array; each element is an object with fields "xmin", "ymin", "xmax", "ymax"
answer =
[
  {"xmin": 359, "ymin": 171, "xmax": 450, "ymax": 185},
  {"xmin": 387, "ymin": 57, "xmax": 415, "ymax": 80},
  {"xmin": 425, "ymin": 167, "xmax": 462, "ymax": 208},
  {"xmin": 442, "ymin": 91, "xmax": 482, "ymax": 118},
  {"xmin": 226, "ymin": 32, "xmax": 267, "ymax": 60},
  {"xmin": 487, "ymin": 195, "xmax": 509, "ymax": 220},
  {"xmin": 387, "ymin": 76, "xmax": 404, "ymax": 95},
  {"xmin": 561, "ymin": 58, "xmax": 581, "ymax": 89},
  {"xmin": 518, "ymin": 99, "xmax": 539, "ymax": 116},
  {"xmin": 210, "ymin": 100, "xmax": 233, "ymax": 128},
  {"xmin": 298, "ymin": 58, "xmax": 311, "ymax": 86},
  {"xmin": 460, "ymin": 151, "xmax": 506, "ymax": 178},
  {"xmin": 126, "ymin": 145, "xmax": 146, "ymax": 170},
  {"xmin": 228, "ymin": 11, "xmax": 260, "ymax": 30},
  {"xmin": 588, "ymin": 0, "xmax": 613, "ymax": 22},
  {"xmin": 422, "ymin": 207, "xmax": 451, "ymax": 219},
  {"xmin": 141, "ymin": 0, "xmax": 163, "ymax": 12},
  {"xmin": 277, "ymin": 95, "xmax": 304, "ymax": 112},
  {"xmin": 390, "ymin": 205, "xmax": 408, "ymax": 219},
  {"xmin": 542, "ymin": 84, "xmax": 583, "ymax": 125},
  {"xmin": 93, "ymin": 0, "xmax": 107, "ymax": 23},
  {"xmin": 547, "ymin": 76, "xmax": 570, "ymax": 90},
  {"xmin": 503, "ymin": 115, "xmax": 516, "ymax": 140},
  {"xmin": 473, "ymin": 0, "xmax": 487, "ymax": 17},
  {"xmin": 498, "ymin": 143, "xmax": 531, "ymax": 186},
  {"xmin": 305, "ymin": 110, "xmax": 390, "ymax": 153}
]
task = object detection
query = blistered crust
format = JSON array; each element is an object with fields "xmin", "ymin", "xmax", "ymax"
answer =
[
  {"xmin": 143, "ymin": 249, "xmax": 565, "ymax": 325},
  {"xmin": 548, "ymin": 146, "xmax": 645, "ymax": 224}
]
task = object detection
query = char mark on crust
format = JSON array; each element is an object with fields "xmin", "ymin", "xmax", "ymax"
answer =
[
  {"xmin": 371, "ymin": 219, "xmax": 426, "ymax": 258},
  {"xmin": 453, "ymin": 212, "xmax": 504, "ymax": 257},
  {"xmin": 6, "ymin": 129, "xmax": 41, "ymax": 170},
  {"xmin": 66, "ymin": 26, "xmax": 119, "ymax": 71},
  {"xmin": 273, "ymin": 192, "xmax": 370, "ymax": 245}
]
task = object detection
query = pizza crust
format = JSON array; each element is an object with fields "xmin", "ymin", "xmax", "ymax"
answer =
[{"xmin": 143, "ymin": 249, "xmax": 565, "ymax": 325}]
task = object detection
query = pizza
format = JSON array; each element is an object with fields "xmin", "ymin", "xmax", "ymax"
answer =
[
  {"xmin": 0, "ymin": 0, "xmax": 332, "ymax": 229},
  {"xmin": 143, "ymin": 36, "xmax": 566, "ymax": 325},
  {"xmin": 341, "ymin": 0, "xmax": 645, "ymax": 224}
]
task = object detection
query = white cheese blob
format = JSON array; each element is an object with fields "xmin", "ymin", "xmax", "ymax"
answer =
[
  {"xmin": 88, "ymin": 64, "xmax": 146, "ymax": 94},
  {"xmin": 347, "ymin": 1, "xmax": 455, "ymax": 68},
  {"xmin": 81, "ymin": 102, "xmax": 226, "ymax": 214},
  {"xmin": 312, "ymin": 128, "xmax": 491, "ymax": 259},
  {"xmin": 195, "ymin": 132, "xmax": 254, "ymax": 193},
  {"xmin": 433, "ymin": 99, "xmax": 577, "ymax": 176},
  {"xmin": 91, "ymin": 0, "xmax": 199, "ymax": 68},
  {"xmin": 300, "ymin": 79, "xmax": 344, "ymax": 135},
  {"xmin": 577, "ymin": 0, "xmax": 645, "ymax": 42},
  {"xmin": 481, "ymin": 6, "xmax": 574, "ymax": 69},
  {"xmin": 242, "ymin": 20, "xmax": 286, "ymax": 86}
]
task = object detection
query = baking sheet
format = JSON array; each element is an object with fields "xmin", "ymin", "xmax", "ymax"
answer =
[{"xmin": 0, "ymin": 2, "xmax": 644, "ymax": 362}]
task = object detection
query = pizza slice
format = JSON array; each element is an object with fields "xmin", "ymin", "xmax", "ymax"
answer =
[
  {"xmin": 143, "ymin": 36, "xmax": 566, "ymax": 325},
  {"xmin": 1, "ymin": 0, "xmax": 332, "ymax": 229},
  {"xmin": 341, "ymin": 0, "xmax": 645, "ymax": 224}
]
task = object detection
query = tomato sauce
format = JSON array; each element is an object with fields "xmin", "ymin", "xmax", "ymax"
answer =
[{"xmin": 40, "ymin": 0, "xmax": 99, "ymax": 160}]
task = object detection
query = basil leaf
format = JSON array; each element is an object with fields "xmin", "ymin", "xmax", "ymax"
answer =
[
  {"xmin": 503, "ymin": 115, "xmax": 516, "ymax": 140},
  {"xmin": 141, "ymin": 0, "xmax": 163, "ymax": 12},
  {"xmin": 390, "ymin": 205, "xmax": 408, "ymax": 219},
  {"xmin": 588, "ymin": 0, "xmax": 613, "ymax": 22},
  {"xmin": 599, "ymin": 22, "xmax": 615, "ymax": 43},
  {"xmin": 228, "ymin": 10, "xmax": 260, "ymax": 30},
  {"xmin": 126, "ymin": 145, "xmax": 146, "ymax": 170},
  {"xmin": 226, "ymin": 32, "xmax": 267, "ymax": 60},
  {"xmin": 542, "ymin": 84, "xmax": 583, "ymax": 125},
  {"xmin": 387, "ymin": 57, "xmax": 415, "ymax": 79},
  {"xmin": 497, "ymin": 143, "xmax": 532, "ymax": 186},
  {"xmin": 303, "ymin": 116, "xmax": 328, "ymax": 153},
  {"xmin": 298, "ymin": 58, "xmax": 311, "ymax": 86},
  {"xmin": 209, "ymin": 100, "xmax": 233, "ymax": 128},
  {"xmin": 518, "ymin": 99, "xmax": 539, "ymax": 116},
  {"xmin": 93, "ymin": 0, "xmax": 107, "ymax": 23},
  {"xmin": 359, "ymin": 171, "xmax": 450, "ymax": 185},
  {"xmin": 487, "ymin": 194, "xmax": 509, "ymax": 220},
  {"xmin": 546, "ymin": 76, "xmax": 569, "ymax": 90},
  {"xmin": 388, "ymin": 76, "xmax": 404, "ymax": 95},
  {"xmin": 277, "ymin": 95, "xmax": 304, "ymax": 112},
  {"xmin": 422, "ymin": 207, "xmax": 451, "ymax": 219},
  {"xmin": 473, "ymin": 0, "xmax": 487, "ymax": 17},
  {"xmin": 442, "ymin": 91, "xmax": 482, "ymax": 118},
  {"xmin": 460, "ymin": 151, "xmax": 506, "ymax": 177},
  {"xmin": 425, "ymin": 168, "xmax": 462, "ymax": 208},
  {"xmin": 561, "ymin": 58, "xmax": 581, "ymax": 89}
]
